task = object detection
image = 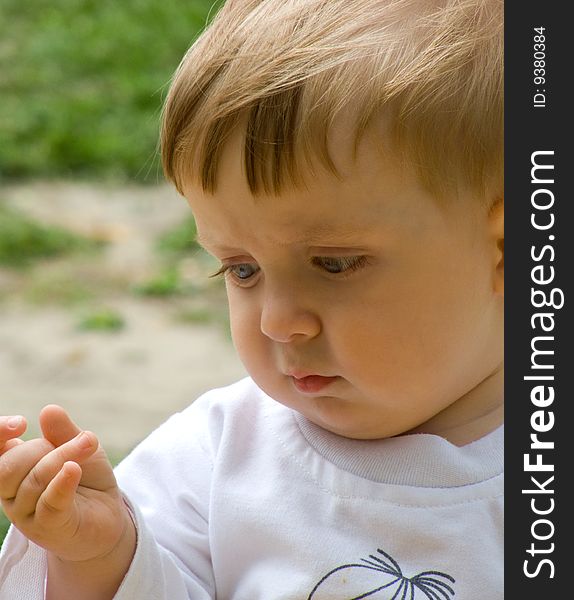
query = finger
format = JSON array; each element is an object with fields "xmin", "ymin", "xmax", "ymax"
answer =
[
  {"xmin": 14, "ymin": 431, "xmax": 98, "ymax": 517},
  {"xmin": 1, "ymin": 439, "xmax": 25, "ymax": 454},
  {"xmin": 40, "ymin": 406, "xmax": 114, "ymax": 489},
  {"xmin": 36, "ymin": 461, "xmax": 82, "ymax": 523},
  {"xmin": 0, "ymin": 438, "xmax": 55, "ymax": 502},
  {"xmin": 39, "ymin": 405, "xmax": 82, "ymax": 448},
  {"xmin": 0, "ymin": 417, "xmax": 27, "ymax": 452}
]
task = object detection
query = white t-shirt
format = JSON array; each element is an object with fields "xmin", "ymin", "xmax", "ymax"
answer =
[{"xmin": 0, "ymin": 377, "xmax": 504, "ymax": 599}]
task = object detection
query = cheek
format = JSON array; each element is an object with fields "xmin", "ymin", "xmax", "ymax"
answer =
[
  {"xmin": 332, "ymin": 309, "xmax": 415, "ymax": 383},
  {"xmin": 330, "ymin": 267, "xmax": 486, "ymax": 384},
  {"xmin": 226, "ymin": 291, "xmax": 266, "ymax": 368}
]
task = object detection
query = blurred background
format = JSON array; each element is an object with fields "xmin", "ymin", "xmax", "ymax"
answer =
[{"xmin": 0, "ymin": 0, "xmax": 248, "ymax": 542}]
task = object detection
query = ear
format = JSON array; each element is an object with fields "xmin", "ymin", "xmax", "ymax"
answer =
[{"xmin": 488, "ymin": 197, "xmax": 504, "ymax": 297}]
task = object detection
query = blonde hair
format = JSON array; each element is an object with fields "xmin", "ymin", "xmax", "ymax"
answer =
[{"xmin": 161, "ymin": 0, "xmax": 503, "ymax": 202}]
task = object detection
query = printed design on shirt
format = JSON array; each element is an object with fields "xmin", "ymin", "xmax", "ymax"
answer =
[{"xmin": 307, "ymin": 547, "xmax": 455, "ymax": 600}]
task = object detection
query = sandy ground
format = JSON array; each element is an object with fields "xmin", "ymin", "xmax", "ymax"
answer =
[{"xmin": 0, "ymin": 182, "xmax": 247, "ymax": 458}]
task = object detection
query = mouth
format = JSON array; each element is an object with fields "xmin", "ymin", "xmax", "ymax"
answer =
[{"xmin": 290, "ymin": 374, "xmax": 339, "ymax": 394}]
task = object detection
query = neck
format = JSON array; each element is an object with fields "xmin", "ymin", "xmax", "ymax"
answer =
[{"xmin": 400, "ymin": 364, "xmax": 504, "ymax": 446}]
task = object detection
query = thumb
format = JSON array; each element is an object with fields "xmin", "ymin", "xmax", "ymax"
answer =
[{"xmin": 39, "ymin": 405, "xmax": 83, "ymax": 448}]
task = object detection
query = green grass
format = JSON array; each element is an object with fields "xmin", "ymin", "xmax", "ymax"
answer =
[
  {"xmin": 176, "ymin": 306, "xmax": 219, "ymax": 325},
  {"xmin": 23, "ymin": 272, "xmax": 98, "ymax": 307},
  {"xmin": 0, "ymin": 204, "xmax": 103, "ymax": 268},
  {"xmin": 77, "ymin": 307, "xmax": 126, "ymax": 332},
  {"xmin": 0, "ymin": 510, "xmax": 9, "ymax": 548},
  {"xmin": 0, "ymin": 0, "xmax": 222, "ymax": 182},
  {"xmin": 156, "ymin": 216, "xmax": 200, "ymax": 255},
  {"xmin": 133, "ymin": 265, "xmax": 183, "ymax": 297}
]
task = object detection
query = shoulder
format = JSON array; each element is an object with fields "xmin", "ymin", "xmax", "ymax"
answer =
[
  {"xmin": 180, "ymin": 375, "xmax": 272, "ymax": 435},
  {"xmin": 113, "ymin": 377, "xmax": 278, "ymax": 504},
  {"xmin": 189, "ymin": 375, "xmax": 269, "ymax": 416},
  {"xmin": 184, "ymin": 376, "xmax": 287, "ymax": 462},
  {"xmin": 116, "ymin": 377, "xmax": 275, "ymax": 466}
]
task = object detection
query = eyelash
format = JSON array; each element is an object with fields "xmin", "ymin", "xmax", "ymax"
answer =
[
  {"xmin": 209, "ymin": 256, "xmax": 370, "ymax": 281},
  {"xmin": 311, "ymin": 255, "xmax": 370, "ymax": 275}
]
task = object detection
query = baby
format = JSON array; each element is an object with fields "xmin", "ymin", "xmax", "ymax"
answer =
[{"xmin": 0, "ymin": 0, "xmax": 504, "ymax": 598}]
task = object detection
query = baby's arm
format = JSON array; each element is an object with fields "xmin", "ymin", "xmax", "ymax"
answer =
[{"xmin": 0, "ymin": 408, "xmax": 136, "ymax": 600}]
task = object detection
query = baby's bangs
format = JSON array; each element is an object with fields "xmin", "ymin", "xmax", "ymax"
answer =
[
  {"xmin": 168, "ymin": 56, "xmax": 390, "ymax": 197},
  {"xmin": 162, "ymin": 0, "xmax": 503, "ymax": 202}
]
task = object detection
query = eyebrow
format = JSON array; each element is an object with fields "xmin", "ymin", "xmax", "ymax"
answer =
[{"xmin": 195, "ymin": 224, "xmax": 369, "ymax": 250}]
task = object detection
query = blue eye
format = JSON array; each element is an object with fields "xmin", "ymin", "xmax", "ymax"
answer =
[
  {"xmin": 208, "ymin": 255, "xmax": 369, "ymax": 282},
  {"xmin": 209, "ymin": 263, "xmax": 259, "ymax": 281},
  {"xmin": 312, "ymin": 256, "xmax": 368, "ymax": 274},
  {"xmin": 230, "ymin": 263, "xmax": 259, "ymax": 279}
]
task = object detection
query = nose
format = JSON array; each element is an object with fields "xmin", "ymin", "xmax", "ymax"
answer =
[{"xmin": 260, "ymin": 282, "xmax": 321, "ymax": 343}]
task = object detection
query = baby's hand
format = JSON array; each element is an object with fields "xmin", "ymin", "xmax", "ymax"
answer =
[{"xmin": 0, "ymin": 407, "xmax": 130, "ymax": 565}]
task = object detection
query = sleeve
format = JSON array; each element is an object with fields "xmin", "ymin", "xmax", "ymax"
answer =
[
  {"xmin": 112, "ymin": 399, "xmax": 217, "ymax": 599},
  {"xmin": 0, "ymin": 526, "xmax": 47, "ymax": 600},
  {"xmin": 0, "ymin": 393, "xmax": 219, "ymax": 600}
]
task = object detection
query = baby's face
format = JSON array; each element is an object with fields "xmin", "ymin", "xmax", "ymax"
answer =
[{"xmin": 183, "ymin": 130, "xmax": 503, "ymax": 442}]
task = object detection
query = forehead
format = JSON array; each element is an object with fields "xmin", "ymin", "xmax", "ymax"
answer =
[
  {"xmin": 188, "ymin": 166, "xmax": 405, "ymax": 251},
  {"xmin": 183, "ymin": 117, "xmax": 476, "ymax": 250}
]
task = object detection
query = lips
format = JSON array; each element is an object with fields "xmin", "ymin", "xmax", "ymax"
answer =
[{"xmin": 290, "ymin": 374, "xmax": 339, "ymax": 393}]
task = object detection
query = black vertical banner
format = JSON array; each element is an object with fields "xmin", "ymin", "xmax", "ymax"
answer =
[{"xmin": 505, "ymin": 2, "xmax": 573, "ymax": 597}]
